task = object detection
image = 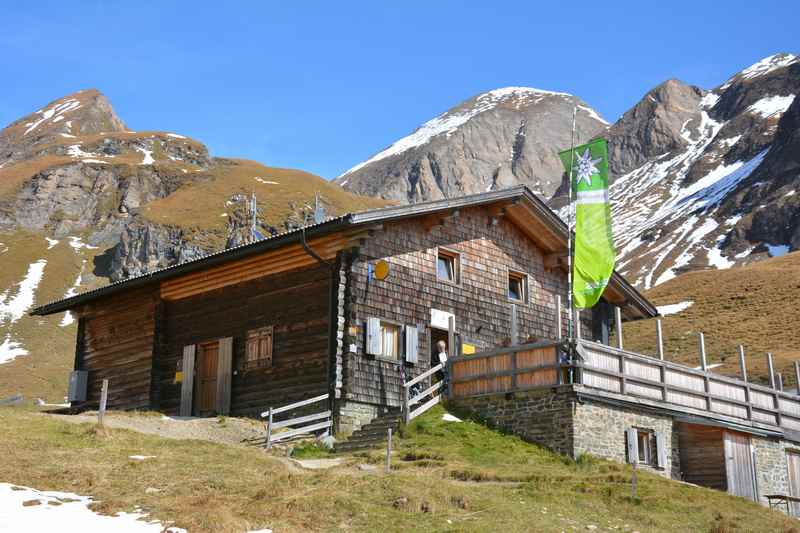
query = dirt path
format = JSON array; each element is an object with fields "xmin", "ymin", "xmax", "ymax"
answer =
[{"xmin": 47, "ymin": 412, "xmax": 266, "ymax": 447}]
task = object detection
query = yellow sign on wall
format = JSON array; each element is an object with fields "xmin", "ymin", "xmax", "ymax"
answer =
[
  {"xmin": 174, "ymin": 371, "xmax": 183, "ymax": 384},
  {"xmin": 374, "ymin": 260, "xmax": 390, "ymax": 280},
  {"xmin": 462, "ymin": 343, "xmax": 476, "ymax": 355}
]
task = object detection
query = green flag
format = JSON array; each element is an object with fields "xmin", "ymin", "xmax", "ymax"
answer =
[{"xmin": 558, "ymin": 138, "xmax": 615, "ymax": 309}]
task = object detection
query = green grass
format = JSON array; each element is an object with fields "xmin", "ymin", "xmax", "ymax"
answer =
[{"xmin": 0, "ymin": 404, "xmax": 797, "ymax": 533}]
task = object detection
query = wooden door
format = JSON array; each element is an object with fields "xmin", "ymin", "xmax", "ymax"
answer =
[
  {"xmin": 787, "ymin": 451, "xmax": 800, "ymax": 516},
  {"xmin": 724, "ymin": 431, "xmax": 757, "ymax": 501},
  {"xmin": 197, "ymin": 341, "xmax": 219, "ymax": 415}
]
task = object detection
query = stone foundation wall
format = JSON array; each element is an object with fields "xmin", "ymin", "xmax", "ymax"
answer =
[
  {"xmin": 450, "ymin": 387, "xmax": 576, "ymax": 456},
  {"xmin": 753, "ymin": 437, "xmax": 793, "ymax": 505},
  {"xmin": 336, "ymin": 400, "xmax": 380, "ymax": 436},
  {"xmin": 573, "ymin": 401, "xmax": 677, "ymax": 478}
]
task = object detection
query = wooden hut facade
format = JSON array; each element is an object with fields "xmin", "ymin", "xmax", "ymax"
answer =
[{"xmin": 32, "ymin": 186, "xmax": 654, "ymax": 429}]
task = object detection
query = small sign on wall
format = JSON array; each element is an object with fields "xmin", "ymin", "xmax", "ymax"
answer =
[
  {"xmin": 174, "ymin": 371, "xmax": 183, "ymax": 384},
  {"xmin": 430, "ymin": 309, "xmax": 455, "ymax": 330},
  {"xmin": 461, "ymin": 343, "xmax": 476, "ymax": 355}
]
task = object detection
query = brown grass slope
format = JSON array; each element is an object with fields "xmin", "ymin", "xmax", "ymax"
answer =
[
  {"xmin": 0, "ymin": 405, "xmax": 797, "ymax": 533},
  {"xmin": 621, "ymin": 251, "xmax": 800, "ymax": 387}
]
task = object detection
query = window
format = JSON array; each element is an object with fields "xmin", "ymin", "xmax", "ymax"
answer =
[
  {"xmin": 508, "ymin": 270, "xmax": 527, "ymax": 302},
  {"xmin": 637, "ymin": 430, "xmax": 652, "ymax": 464},
  {"xmin": 437, "ymin": 248, "xmax": 460, "ymax": 283},
  {"xmin": 380, "ymin": 321, "xmax": 401, "ymax": 360},
  {"xmin": 245, "ymin": 326, "xmax": 273, "ymax": 369}
]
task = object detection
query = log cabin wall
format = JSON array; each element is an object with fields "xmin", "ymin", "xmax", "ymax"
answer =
[
  {"xmin": 343, "ymin": 206, "xmax": 585, "ymax": 409},
  {"xmin": 156, "ymin": 264, "xmax": 331, "ymax": 417},
  {"xmin": 677, "ymin": 423, "xmax": 728, "ymax": 490},
  {"xmin": 76, "ymin": 286, "xmax": 158, "ymax": 410}
]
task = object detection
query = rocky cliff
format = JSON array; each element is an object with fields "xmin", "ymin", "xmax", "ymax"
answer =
[{"xmin": 334, "ymin": 87, "xmax": 609, "ymax": 202}]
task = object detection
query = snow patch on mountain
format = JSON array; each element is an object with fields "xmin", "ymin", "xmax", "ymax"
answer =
[
  {"xmin": 720, "ymin": 53, "xmax": 799, "ymax": 90},
  {"xmin": 0, "ymin": 260, "xmax": 47, "ymax": 324},
  {"xmin": 746, "ymin": 94, "xmax": 796, "ymax": 118},
  {"xmin": 24, "ymin": 98, "xmax": 82, "ymax": 135},
  {"xmin": 339, "ymin": 87, "xmax": 574, "ymax": 177},
  {"xmin": 656, "ymin": 300, "xmax": 694, "ymax": 316}
]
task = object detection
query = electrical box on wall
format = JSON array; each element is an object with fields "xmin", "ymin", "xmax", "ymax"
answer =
[{"xmin": 67, "ymin": 370, "xmax": 88, "ymax": 402}]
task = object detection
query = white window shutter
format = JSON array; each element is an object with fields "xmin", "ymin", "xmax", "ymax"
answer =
[
  {"xmin": 655, "ymin": 432, "xmax": 667, "ymax": 469},
  {"xmin": 626, "ymin": 428, "xmax": 639, "ymax": 464},
  {"xmin": 366, "ymin": 318, "xmax": 381, "ymax": 355},
  {"xmin": 404, "ymin": 325, "xmax": 418, "ymax": 364}
]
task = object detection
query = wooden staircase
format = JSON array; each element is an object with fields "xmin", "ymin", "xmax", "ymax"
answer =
[{"xmin": 334, "ymin": 411, "xmax": 402, "ymax": 453}]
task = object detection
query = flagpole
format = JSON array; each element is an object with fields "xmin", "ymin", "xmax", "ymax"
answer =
[{"xmin": 566, "ymin": 106, "xmax": 577, "ymax": 341}]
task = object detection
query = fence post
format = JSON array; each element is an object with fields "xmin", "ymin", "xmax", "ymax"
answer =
[
  {"xmin": 385, "ymin": 428, "xmax": 392, "ymax": 473},
  {"xmin": 98, "ymin": 379, "xmax": 108, "ymax": 427},
  {"xmin": 655, "ymin": 319, "xmax": 664, "ymax": 360},
  {"xmin": 266, "ymin": 406, "xmax": 273, "ymax": 449},
  {"xmin": 698, "ymin": 333, "xmax": 707, "ymax": 371},
  {"xmin": 556, "ymin": 295, "xmax": 562, "ymax": 340},
  {"xmin": 615, "ymin": 306, "xmax": 623, "ymax": 350},
  {"xmin": 739, "ymin": 346, "xmax": 752, "ymax": 420},
  {"xmin": 403, "ymin": 385, "xmax": 410, "ymax": 424},
  {"xmin": 510, "ymin": 304, "xmax": 518, "ymax": 345},
  {"xmin": 738, "ymin": 346, "xmax": 748, "ymax": 381},
  {"xmin": 767, "ymin": 353, "xmax": 776, "ymax": 389},
  {"xmin": 448, "ymin": 316, "xmax": 456, "ymax": 359},
  {"xmin": 778, "ymin": 373, "xmax": 784, "ymax": 392},
  {"xmin": 795, "ymin": 362, "xmax": 800, "ymax": 396}
]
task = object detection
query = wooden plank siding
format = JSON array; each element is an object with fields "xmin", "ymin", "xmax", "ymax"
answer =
[
  {"xmin": 678, "ymin": 423, "xmax": 728, "ymax": 490},
  {"xmin": 158, "ymin": 264, "xmax": 332, "ymax": 418},
  {"xmin": 76, "ymin": 287, "xmax": 158, "ymax": 410},
  {"xmin": 343, "ymin": 206, "xmax": 585, "ymax": 408}
]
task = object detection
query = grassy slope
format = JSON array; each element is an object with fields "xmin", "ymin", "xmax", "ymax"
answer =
[
  {"xmin": 140, "ymin": 158, "xmax": 389, "ymax": 235},
  {"xmin": 0, "ymin": 405, "xmax": 795, "ymax": 533},
  {"xmin": 0, "ymin": 231, "xmax": 106, "ymax": 402},
  {"xmin": 621, "ymin": 251, "xmax": 800, "ymax": 388}
]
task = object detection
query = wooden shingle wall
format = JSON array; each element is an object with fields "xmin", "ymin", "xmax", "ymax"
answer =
[
  {"xmin": 157, "ymin": 264, "xmax": 331, "ymax": 417},
  {"xmin": 343, "ymin": 206, "xmax": 580, "ymax": 407},
  {"xmin": 77, "ymin": 287, "xmax": 158, "ymax": 410},
  {"xmin": 678, "ymin": 423, "xmax": 728, "ymax": 490}
]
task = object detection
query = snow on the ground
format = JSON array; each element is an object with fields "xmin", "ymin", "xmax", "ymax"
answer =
[
  {"xmin": 767, "ymin": 243, "xmax": 791, "ymax": 257},
  {"xmin": 68, "ymin": 236, "xmax": 99, "ymax": 251},
  {"xmin": 128, "ymin": 455, "xmax": 157, "ymax": 461},
  {"xmin": 45, "ymin": 237, "xmax": 59, "ymax": 249},
  {"xmin": 136, "ymin": 146, "xmax": 155, "ymax": 165},
  {"xmin": 0, "ymin": 259, "xmax": 47, "ymax": 324},
  {"xmin": 746, "ymin": 94, "xmax": 796, "ymax": 118},
  {"xmin": 338, "ymin": 86, "xmax": 573, "ymax": 177},
  {"xmin": 59, "ymin": 266, "xmax": 84, "ymax": 327},
  {"xmin": 0, "ymin": 483, "xmax": 185, "ymax": 532},
  {"xmin": 166, "ymin": 133, "xmax": 186, "ymax": 139},
  {"xmin": 0, "ymin": 336, "xmax": 29, "ymax": 364},
  {"xmin": 577, "ymin": 104, "xmax": 609, "ymax": 125},
  {"xmin": 656, "ymin": 301, "xmax": 694, "ymax": 316},
  {"xmin": 442, "ymin": 413, "xmax": 462, "ymax": 422},
  {"xmin": 254, "ymin": 177, "xmax": 279, "ymax": 185}
]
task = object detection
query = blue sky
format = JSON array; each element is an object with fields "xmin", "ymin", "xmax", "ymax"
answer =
[{"xmin": 1, "ymin": 1, "xmax": 796, "ymax": 179}]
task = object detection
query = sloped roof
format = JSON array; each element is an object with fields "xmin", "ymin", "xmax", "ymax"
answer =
[{"xmin": 31, "ymin": 185, "xmax": 657, "ymax": 319}]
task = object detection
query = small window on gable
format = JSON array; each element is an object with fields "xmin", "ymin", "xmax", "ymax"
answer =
[
  {"xmin": 245, "ymin": 326, "xmax": 273, "ymax": 369},
  {"xmin": 437, "ymin": 248, "xmax": 460, "ymax": 283},
  {"xmin": 380, "ymin": 321, "xmax": 401, "ymax": 360},
  {"xmin": 508, "ymin": 270, "xmax": 527, "ymax": 303}
]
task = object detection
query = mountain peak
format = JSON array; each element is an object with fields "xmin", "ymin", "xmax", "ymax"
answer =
[
  {"xmin": 0, "ymin": 89, "xmax": 127, "ymax": 164},
  {"xmin": 719, "ymin": 53, "xmax": 799, "ymax": 91}
]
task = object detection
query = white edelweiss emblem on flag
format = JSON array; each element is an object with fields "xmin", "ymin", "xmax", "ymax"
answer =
[{"xmin": 573, "ymin": 148, "xmax": 603, "ymax": 187}]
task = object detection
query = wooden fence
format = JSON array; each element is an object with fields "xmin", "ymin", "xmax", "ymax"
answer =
[
  {"xmin": 577, "ymin": 340, "xmax": 800, "ymax": 431},
  {"xmin": 448, "ymin": 341, "xmax": 563, "ymax": 398},
  {"xmin": 403, "ymin": 364, "xmax": 444, "ymax": 423},
  {"xmin": 261, "ymin": 393, "xmax": 332, "ymax": 448}
]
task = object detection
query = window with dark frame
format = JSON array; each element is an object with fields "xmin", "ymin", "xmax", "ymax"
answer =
[
  {"xmin": 245, "ymin": 326, "xmax": 273, "ymax": 369},
  {"xmin": 508, "ymin": 270, "xmax": 527, "ymax": 302},
  {"xmin": 437, "ymin": 249, "xmax": 460, "ymax": 283}
]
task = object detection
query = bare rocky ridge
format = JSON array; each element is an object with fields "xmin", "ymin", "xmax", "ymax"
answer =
[
  {"xmin": 334, "ymin": 87, "xmax": 609, "ymax": 202},
  {"xmin": 340, "ymin": 54, "xmax": 800, "ymax": 289}
]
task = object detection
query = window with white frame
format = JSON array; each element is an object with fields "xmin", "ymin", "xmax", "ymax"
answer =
[{"xmin": 380, "ymin": 321, "xmax": 401, "ymax": 360}]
